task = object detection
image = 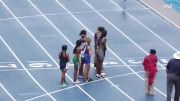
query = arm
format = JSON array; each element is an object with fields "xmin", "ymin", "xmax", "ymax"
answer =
[
  {"xmin": 166, "ymin": 60, "xmax": 171, "ymax": 73},
  {"xmin": 88, "ymin": 46, "xmax": 92, "ymax": 56},
  {"xmin": 94, "ymin": 33, "xmax": 97, "ymax": 50},
  {"xmin": 59, "ymin": 52, "xmax": 61, "ymax": 60},
  {"xmin": 66, "ymin": 52, "xmax": 70, "ymax": 62},
  {"xmin": 143, "ymin": 56, "xmax": 147, "ymax": 66}
]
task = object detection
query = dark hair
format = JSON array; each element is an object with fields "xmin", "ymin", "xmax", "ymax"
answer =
[
  {"xmin": 62, "ymin": 45, "xmax": 67, "ymax": 51},
  {"xmin": 102, "ymin": 30, "xmax": 107, "ymax": 37},
  {"xmin": 79, "ymin": 30, "xmax": 86, "ymax": 35},
  {"xmin": 150, "ymin": 49, "xmax": 156, "ymax": 54},
  {"xmin": 97, "ymin": 26, "xmax": 105, "ymax": 32},
  {"xmin": 73, "ymin": 40, "xmax": 82, "ymax": 54}
]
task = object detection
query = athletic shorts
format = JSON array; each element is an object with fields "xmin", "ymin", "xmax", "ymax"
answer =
[
  {"xmin": 84, "ymin": 55, "xmax": 90, "ymax": 64},
  {"xmin": 59, "ymin": 61, "xmax": 66, "ymax": 70},
  {"xmin": 73, "ymin": 55, "xmax": 79, "ymax": 68}
]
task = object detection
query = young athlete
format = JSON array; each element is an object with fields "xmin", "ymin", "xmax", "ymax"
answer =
[
  {"xmin": 59, "ymin": 45, "xmax": 70, "ymax": 87},
  {"xmin": 83, "ymin": 37, "xmax": 93, "ymax": 82},
  {"xmin": 78, "ymin": 30, "xmax": 87, "ymax": 78},
  {"xmin": 94, "ymin": 27, "xmax": 107, "ymax": 78},
  {"xmin": 73, "ymin": 40, "xmax": 82, "ymax": 84}
]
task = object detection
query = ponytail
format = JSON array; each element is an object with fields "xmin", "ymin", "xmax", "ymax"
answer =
[{"xmin": 73, "ymin": 46, "xmax": 78, "ymax": 54}]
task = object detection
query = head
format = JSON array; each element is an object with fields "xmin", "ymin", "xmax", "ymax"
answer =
[
  {"xmin": 62, "ymin": 45, "xmax": 67, "ymax": 51},
  {"xmin": 73, "ymin": 40, "xmax": 82, "ymax": 54},
  {"xmin": 97, "ymin": 26, "xmax": 105, "ymax": 32},
  {"xmin": 76, "ymin": 40, "xmax": 82, "ymax": 47},
  {"xmin": 150, "ymin": 49, "xmax": 156, "ymax": 54},
  {"xmin": 96, "ymin": 27, "xmax": 105, "ymax": 38},
  {"xmin": 173, "ymin": 51, "xmax": 180, "ymax": 60},
  {"xmin": 79, "ymin": 30, "xmax": 86, "ymax": 38},
  {"xmin": 87, "ymin": 37, "xmax": 92, "ymax": 45}
]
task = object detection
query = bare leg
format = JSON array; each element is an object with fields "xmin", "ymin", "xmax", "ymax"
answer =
[
  {"xmin": 79, "ymin": 58, "xmax": 84, "ymax": 76},
  {"xmin": 74, "ymin": 68, "xmax": 78, "ymax": 82}
]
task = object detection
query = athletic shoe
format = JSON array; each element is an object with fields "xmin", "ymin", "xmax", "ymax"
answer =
[
  {"xmin": 60, "ymin": 83, "xmax": 68, "ymax": 88},
  {"xmin": 64, "ymin": 80, "xmax": 69, "ymax": 85},
  {"xmin": 100, "ymin": 75, "xmax": 105, "ymax": 78},
  {"xmin": 149, "ymin": 92, "xmax": 155, "ymax": 96},
  {"xmin": 78, "ymin": 75, "xmax": 84, "ymax": 79},
  {"xmin": 74, "ymin": 80, "xmax": 80, "ymax": 84},
  {"xmin": 96, "ymin": 74, "xmax": 100, "ymax": 77},
  {"xmin": 87, "ymin": 78, "xmax": 93, "ymax": 82},
  {"xmin": 101, "ymin": 72, "xmax": 106, "ymax": 76},
  {"xmin": 96, "ymin": 74, "xmax": 104, "ymax": 79},
  {"xmin": 84, "ymin": 78, "xmax": 93, "ymax": 83}
]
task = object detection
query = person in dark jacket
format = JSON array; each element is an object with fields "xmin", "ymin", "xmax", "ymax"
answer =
[{"xmin": 166, "ymin": 51, "xmax": 180, "ymax": 101}]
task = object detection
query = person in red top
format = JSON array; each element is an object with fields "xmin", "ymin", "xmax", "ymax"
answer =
[{"xmin": 143, "ymin": 49, "xmax": 158, "ymax": 95}]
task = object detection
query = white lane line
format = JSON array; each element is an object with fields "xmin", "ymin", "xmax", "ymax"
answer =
[
  {"xmin": 110, "ymin": 0, "xmax": 178, "ymax": 52},
  {"xmin": 27, "ymin": 67, "xmax": 165, "ymax": 100},
  {"xmin": 54, "ymin": 0, "xmax": 135, "ymax": 100},
  {"xmin": 0, "ymin": 1, "xmax": 56, "ymax": 100},
  {"xmin": 0, "ymin": 64, "xmax": 166, "ymax": 72},
  {"xmin": 0, "ymin": 62, "xmax": 15, "ymax": 63},
  {"xmin": 0, "ymin": 83, "xmax": 16, "ymax": 101},
  {"xmin": 137, "ymin": 0, "xmax": 180, "ymax": 29},
  {"xmin": 0, "ymin": 35, "xmax": 55, "ymax": 101},
  {"xmin": 0, "ymin": 64, "xmax": 142, "ymax": 72},
  {"xmin": 25, "ymin": 61, "xmax": 48, "ymax": 63},
  {"xmin": 19, "ymin": 93, "xmax": 39, "ymax": 96},
  {"xmin": 0, "ymin": 9, "xmax": 122, "ymax": 21},
  {"xmin": 39, "ymin": 35, "xmax": 58, "ymax": 38},
  {"xmin": 105, "ymin": 78, "xmax": 134, "ymax": 100},
  {"xmin": 75, "ymin": 0, "xmax": 167, "ymax": 97},
  {"xmin": 0, "ymin": 67, "xmax": 58, "ymax": 72},
  {"xmin": 26, "ymin": 85, "xmax": 77, "ymax": 101}
]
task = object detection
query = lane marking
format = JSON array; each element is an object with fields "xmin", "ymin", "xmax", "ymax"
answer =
[
  {"xmin": 0, "ymin": 9, "xmax": 122, "ymax": 21},
  {"xmin": 39, "ymin": 35, "xmax": 58, "ymax": 38},
  {"xmin": 0, "ymin": 34, "xmax": 56, "ymax": 100},
  {"xmin": 26, "ymin": 61, "xmax": 53, "ymax": 68},
  {"xmin": 110, "ymin": 0, "xmax": 178, "ymax": 52},
  {"xmin": 27, "ymin": 67, "xmax": 165, "ymax": 100},
  {"xmin": 0, "ymin": 63, "xmax": 166, "ymax": 73},
  {"xmin": 0, "ymin": 1, "xmax": 56, "ymax": 100},
  {"xmin": 0, "ymin": 62, "xmax": 17, "ymax": 68},
  {"xmin": 0, "ymin": 83, "xmax": 16, "ymax": 101},
  {"xmin": 19, "ymin": 93, "xmax": 39, "ymax": 96},
  {"xmin": 29, "ymin": 63, "xmax": 52, "ymax": 68}
]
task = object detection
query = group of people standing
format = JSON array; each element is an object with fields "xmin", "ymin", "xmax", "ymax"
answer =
[
  {"xmin": 58, "ymin": 26, "xmax": 180, "ymax": 101},
  {"xmin": 143, "ymin": 50, "xmax": 180, "ymax": 101},
  {"xmin": 59, "ymin": 27, "xmax": 107, "ymax": 87}
]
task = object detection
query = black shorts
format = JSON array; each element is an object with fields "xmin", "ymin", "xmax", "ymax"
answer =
[{"xmin": 59, "ymin": 61, "xmax": 66, "ymax": 70}]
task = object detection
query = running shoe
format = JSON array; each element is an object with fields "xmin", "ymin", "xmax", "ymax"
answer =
[
  {"xmin": 78, "ymin": 75, "xmax": 84, "ymax": 79},
  {"xmin": 74, "ymin": 80, "xmax": 80, "ymax": 84},
  {"xmin": 60, "ymin": 83, "xmax": 68, "ymax": 88}
]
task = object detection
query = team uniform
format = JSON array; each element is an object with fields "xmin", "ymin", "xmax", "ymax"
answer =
[{"xmin": 59, "ymin": 52, "xmax": 68, "ymax": 71}]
